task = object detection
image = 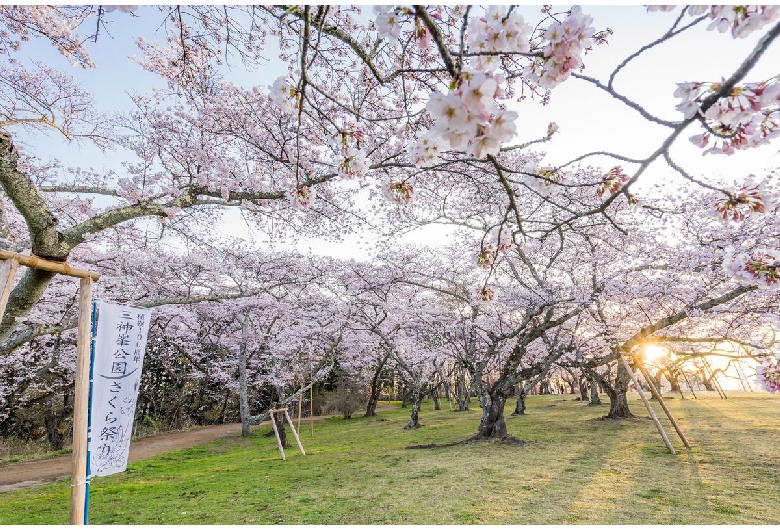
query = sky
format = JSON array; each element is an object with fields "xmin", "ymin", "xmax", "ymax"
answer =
[{"xmin": 11, "ymin": 5, "xmax": 780, "ymax": 259}]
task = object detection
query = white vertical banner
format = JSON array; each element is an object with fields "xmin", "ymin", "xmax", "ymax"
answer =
[{"xmin": 88, "ymin": 301, "xmax": 151, "ymax": 477}]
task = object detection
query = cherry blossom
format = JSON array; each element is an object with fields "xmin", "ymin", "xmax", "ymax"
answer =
[
  {"xmin": 288, "ymin": 186, "xmax": 315, "ymax": 211},
  {"xmin": 755, "ymin": 357, "xmax": 780, "ymax": 392},
  {"xmin": 524, "ymin": 6, "xmax": 595, "ymax": 89},
  {"xmin": 713, "ymin": 179, "xmax": 773, "ymax": 222},
  {"xmin": 723, "ymin": 247, "xmax": 780, "ymax": 290},
  {"xmin": 269, "ymin": 76, "xmax": 299, "ymax": 116},
  {"xmin": 382, "ymin": 180, "xmax": 415, "ymax": 204}
]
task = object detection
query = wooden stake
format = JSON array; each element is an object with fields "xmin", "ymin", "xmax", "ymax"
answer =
[
  {"xmin": 284, "ymin": 409, "xmax": 306, "ymax": 456},
  {"xmin": 635, "ymin": 363, "xmax": 691, "ymax": 449},
  {"xmin": 309, "ymin": 384, "xmax": 313, "ymax": 437},
  {"xmin": 297, "ymin": 393, "xmax": 302, "ymax": 433},
  {"xmin": 620, "ymin": 357, "xmax": 676, "ymax": 455},
  {"xmin": 70, "ymin": 277, "xmax": 93, "ymax": 525},
  {"xmin": 0, "ymin": 258, "xmax": 19, "ymax": 320},
  {"xmin": 702, "ymin": 357, "xmax": 727, "ymax": 399},
  {"xmin": 679, "ymin": 367, "xmax": 698, "ymax": 399}
]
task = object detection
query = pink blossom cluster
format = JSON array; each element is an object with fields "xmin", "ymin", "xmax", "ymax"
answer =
[
  {"xmin": 467, "ymin": 6, "xmax": 532, "ymax": 71},
  {"xmin": 648, "ymin": 5, "xmax": 780, "ymax": 39},
  {"xmin": 268, "ymin": 76, "xmax": 298, "ymax": 116},
  {"xmin": 373, "ymin": 6, "xmax": 404, "ymax": 41},
  {"xmin": 338, "ymin": 145, "xmax": 369, "ymax": 179},
  {"xmin": 521, "ymin": 162, "xmax": 569, "ymax": 197},
  {"xmin": 332, "ymin": 128, "xmax": 369, "ymax": 179},
  {"xmin": 691, "ymin": 5, "xmax": 780, "ymax": 39},
  {"xmin": 408, "ymin": 131, "xmax": 447, "ymax": 168},
  {"xmin": 287, "ymin": 185, "xmax": 314, "ymax": 211},
  {"xmin": 424, "ymin": 70, "xmax": 518, "ymax": 160},
  {"xmin": 0, "ymin": 6, "xmax": 95, "ymax": 67},
  {"xmin": 475, "ymin": 286, "xmax": 495, "ymax": 302},
  {"xmin": 723, "ymin": 247, "xmax": 780, "ymax": 290},
  {"xmin": 523, "ymin": 6, "xmax": 595, "ymax": 89},
  {"xmin": 490, "ymin": 226, "xmax": 513, "ymax": 251},
  {"xmin": 597, "ymin": 166, "xmax": 630, "ymax": 197},
  {"xmin": 676, "ymin": 80, "xmax": 780, "ymax": 154},
  {"xmin": 755, "ymin": 357, "xmax": 780, "ymax": 393},
  {"xmin": 713, "ymin": 179, "xmax": 773, "ymax": 222},
  {"xmin": 475, "ymin": 244, "xmax": 497, "ymax": 269},
  {"xmin": 382, "ymin": 180, "xmax": 415, "ymax": 204}
]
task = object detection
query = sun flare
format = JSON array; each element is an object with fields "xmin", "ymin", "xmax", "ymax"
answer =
[{"xmin": 643, "ymin": 345, "xmax": 669, "ymax": 362}]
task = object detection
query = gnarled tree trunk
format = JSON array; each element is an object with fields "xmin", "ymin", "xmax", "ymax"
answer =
[
  {"xmin": 472, "ymin": 389, "xmax": 508, "ymax": 440},
  {"xmin": 405, "ymin": 386, "xmax": 423, "ymax": 429},
  {"xmin": 605, "ymin": 360, "xmax": 634, "ymax": 419}
]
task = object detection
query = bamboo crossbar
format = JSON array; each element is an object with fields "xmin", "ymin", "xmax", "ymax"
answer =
[{"xmin": 0, "ymin": 250, "xmax": 100, "ymax": 280}]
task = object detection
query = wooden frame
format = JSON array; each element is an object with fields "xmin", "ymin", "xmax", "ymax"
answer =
[
  {"xmin": 0, "ymin": 251, "xmax": 99, "ymax": 525},
  {"xmin": 269, "ymin": 408, "xmax": 306, "ymax": 461}
]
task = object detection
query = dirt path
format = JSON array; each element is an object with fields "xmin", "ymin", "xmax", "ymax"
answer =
[
  {"xmin": 0, "ymin": 422, "xmax": 243, "ymax": 493},
  {"xmin": 0, "ymin": 405, "xmax": 396, "ymax": 494}
]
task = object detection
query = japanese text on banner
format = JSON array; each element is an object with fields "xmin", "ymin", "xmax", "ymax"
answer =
[{"xmin": 88, "ymin": 301, "xmax": 151, "ymax": 477}]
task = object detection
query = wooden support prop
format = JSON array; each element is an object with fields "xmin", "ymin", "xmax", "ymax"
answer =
[
  {"xmin": 0, "ymin": 258, "xmax": 19, "ymax": 319},
  {"xmin": 702, "ymin": 358, "xmax": 727, "ymax": 399},
  {"xmin": 70, "ymin": 277, "xmax": 93, "ymax": 525},
  {"xmin": 635, "ymin": 363, "xmax": 691, "ymax": 450},
  {"xmin": 270, "ymin": 410, "xmax": 286, "ymax": 461},
  {"xmin": 680, "ymin": 368, "xmax": 698, "ymax": 399},
  {"xmin": 620, "ymin": 357, "xmax": 676, "ymax": 455},
  {"xmin": 297, "ymin": 394, "xmax": 302, "ymax": 433},
  {"xmin": 0, "ymin": 250, "xmax": 100, "ymax": 280},
  {"xmin": 735, "ymin": 361, "xmax": 752, "ymax": 392},
  {"xmin": 284, "ymin": 409, "xmax": 306, "ymax": 456}
]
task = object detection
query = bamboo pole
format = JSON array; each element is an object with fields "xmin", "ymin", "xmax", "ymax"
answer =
[
  {"xmin": 679, "ymin": 367, "xmax": 698, "ymax": 399},
  {"xmin": 0, "ymin": 250, "xmax": 100, "ymax": 280},
  {"xmin": 284, "ymin": 409, "xmax": 306, "ymax": 456},
  {"xmin": 270, "ymin": 411, "xmax": 286, "ymax": 461},
  {"xmin": 0, "ymin": 258, "xmax": 19, "ymax": 320},
  {"xmin": 620, "ymin": 356, "xmax": 676, "ymax": 455},
  {"xmin": 297, "ymin": 392, "xmax": 302, "ymax": 433},
  {"xmin": 70, "ymin": 277, "xmax": 93, "ymax": 525},
  {"xmin": 635, "ymin": 363, "xmax": 691, "ymax": 449}
]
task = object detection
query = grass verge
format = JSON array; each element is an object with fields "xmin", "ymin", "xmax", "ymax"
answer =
[{"xmin": 0, "ymin": 391, "xmax": 778, "ymax": 524}]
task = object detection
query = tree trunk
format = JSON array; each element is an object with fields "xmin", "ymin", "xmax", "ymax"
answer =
[
  {"xmin": 364, "ymin": 351, "xmax": 389, "ymax": 418},
  {"xmin": 472, "ymin": 389, "xmax": 508, "ymax": 440},
  {"xmin": 238, "ymin": 314, "xmax": 251, "ymax": 437},
  {"xmin": 455, "ymin": 365, "xmax": 469, "ymax": 411},
  {"xmin": 578, "ymin": 376, "xmax": 588, "ymax": 401},
  {"xmin": 588, "ymin": 375, "xmax": 602, "ymax": 405},
  {"xmin": 665, "ymin": 368, "xmax": 681, "ymax": 392},
  {"xmin": 431, "ymin": 386, "xmax": 441, "ymax": 411},
  {"xmin": 512, "ymin": 384, "xmax": 526, "ymax": 415},
  {"xmin": 405, "ymin": 386, "xmax": 423, "ymax": 429},
  {"xmin": 273, "ymin": 409, "xmax": 289, "ymax": 447},
  {"xmin": 605, "ymin": 360, "xmax": 634, "ymax": 419}
]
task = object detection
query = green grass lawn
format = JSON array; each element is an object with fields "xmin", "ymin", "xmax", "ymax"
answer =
[{"xmin": 1, "ymin": 391, "xmax": 779, "ymax": 524}]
